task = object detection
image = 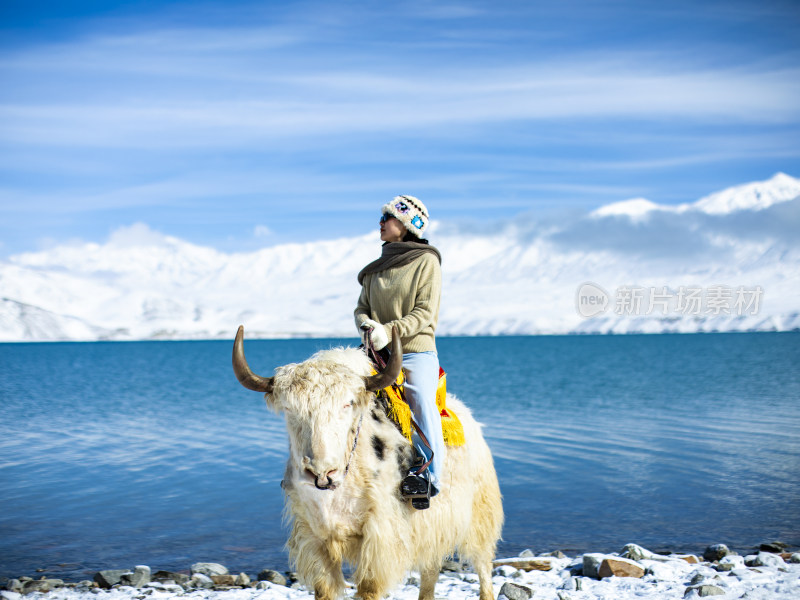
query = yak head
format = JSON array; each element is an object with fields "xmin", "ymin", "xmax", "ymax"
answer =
[{"xmin": 232, "ymin": 326, "xmax": 401, "ymax": 491}]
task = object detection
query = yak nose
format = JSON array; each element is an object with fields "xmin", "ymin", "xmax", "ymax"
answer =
[{"xmin": 302, "ymin": 457, "xmax": 338, "ymax": 490}]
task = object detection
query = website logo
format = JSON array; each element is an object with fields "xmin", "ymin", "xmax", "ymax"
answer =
[{"xmin": 576, "ymin": 282, "xmax": 610, "ymax": 318}]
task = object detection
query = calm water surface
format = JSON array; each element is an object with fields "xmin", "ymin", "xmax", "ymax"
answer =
[{"xmin": 1, "ymin": 333, "xmax": 798, "ymax": 579}]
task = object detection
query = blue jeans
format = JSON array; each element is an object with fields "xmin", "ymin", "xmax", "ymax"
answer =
[{"xmin": 402, "ymin": 351, "xmax": 445, "ymax": 487}]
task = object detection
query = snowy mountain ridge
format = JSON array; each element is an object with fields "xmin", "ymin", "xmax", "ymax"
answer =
[
  {"xmin": 591, "ymin": 172, "xmax": 800, "ymax": 219},
  {"xmin": 1, "ymin": 173, "xmax": 798, "ymax": 341}
]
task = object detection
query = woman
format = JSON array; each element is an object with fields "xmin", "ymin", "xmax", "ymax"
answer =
[{"xmin": 354, "ymin": 195, "xmax": 445, "ymax": 503}]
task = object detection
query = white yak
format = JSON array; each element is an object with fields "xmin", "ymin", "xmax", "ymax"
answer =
[{"xmin": 233, "ymin": 326, "xmax": 503, "ymax": 600}]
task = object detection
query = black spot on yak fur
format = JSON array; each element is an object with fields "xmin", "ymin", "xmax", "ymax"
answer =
[
  {"xmin": 371, "ymin": 435, "xmax": 386, "ymax": 461},
  {"xmin": 396, "ymin": 443, "xmax": 414, "ymax": 473},
  {"xmin": 374, "ymin": 395, "xmax": 390, "ymax": 414},
  {"xmin": 372, "ymin": 397, "xmax": 405, "ymax": 437}
]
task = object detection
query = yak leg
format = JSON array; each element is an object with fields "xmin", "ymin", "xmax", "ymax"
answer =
[
  {"xmin": 289, "ymin": 520, "xmax": 346, "ymax": 600},
  {"xmin": 465, "ymin": 469, "xmax": 504, "ymax": 600},
  {"xmin": 306, "ymin": 561, "xmax": 343, "ymax": 600},
  {"xmin": 474, "ymin": 556, "xmax": 494, "ymax": 600},
  {"xmin": 302, "ymin": 543, "xmax": 344, "ymax": 600},
  {"xmin": 312, "ymin": 567, "xmax": 344, "ymax": 600},
  {"xmin": 418, "ymin": 565, "xmax": 439, "ymax": 600},
  {"xmin": 354, "ymin": 580, "xmax": 381, "ymax": 600},
  {"xmin": 314, "ymin": 586, "xmax": 334, "ymax": 600}
]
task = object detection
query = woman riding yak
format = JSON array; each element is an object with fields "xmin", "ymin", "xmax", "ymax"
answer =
[{"xmin": 354, "ymin": 195, "xmax": 445, "ymax": 506}]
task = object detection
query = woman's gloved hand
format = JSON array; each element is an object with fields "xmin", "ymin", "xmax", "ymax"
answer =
[{"xmin": 361, "ymin": 318, "xmax": 389, "ymax": 350}]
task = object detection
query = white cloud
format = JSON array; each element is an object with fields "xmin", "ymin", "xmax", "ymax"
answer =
[
  {"xmin": 12, "ymin": 65, "xmax": 800, "ymax": 132},
  {"xmin": 2, "ymin": 24, "xmax": 799, "ymax": 153},
  {"xmin": 107, "ymin": 222, "xmax": 170, "ymax": 248},
  {"xmin": 253, "ymin": 224, "xmax": 272, "ymax": 238}
]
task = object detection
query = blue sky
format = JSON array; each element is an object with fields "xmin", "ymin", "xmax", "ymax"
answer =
[{"xmin": 1, "ymin": 0, "xmax": 799, "ymax": 256}]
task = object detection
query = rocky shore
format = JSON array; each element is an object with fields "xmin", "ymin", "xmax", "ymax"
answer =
[{"xmin": 2, "ymin": 542, "xmax": 799, "ymax": 600}]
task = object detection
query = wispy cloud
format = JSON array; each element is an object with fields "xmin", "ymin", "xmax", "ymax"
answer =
[
  {"xmin": 547, "ymin": 196, "xmax": 800, "ymax": 267},
  {"xmin": 3, "ymin": 46, "xmax": 799, "ymax": 150},
  {"xmin": 253, "ymin": 224, "xmax": 272, "ymax": 238},
  {"xmin": 0, "ymin": 0, "xmax": 798, "ymax": 256}
]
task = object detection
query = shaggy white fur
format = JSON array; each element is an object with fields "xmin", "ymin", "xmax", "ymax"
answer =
[{"xmin": 265, "ymin": 346, "xmax": 503, "ymax": 600}]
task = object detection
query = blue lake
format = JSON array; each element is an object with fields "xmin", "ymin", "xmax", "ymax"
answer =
[{"xmin": 1, "ymin": 332, "xmax": 799, "ymax": 580}]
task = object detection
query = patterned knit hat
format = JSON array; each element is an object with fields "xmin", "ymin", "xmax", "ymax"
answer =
[{"xmin": 381, "ymin": 195, "xmax": 429, "ymax": 238}]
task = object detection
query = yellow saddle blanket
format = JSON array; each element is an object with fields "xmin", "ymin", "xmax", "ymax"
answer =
[{"xmin": 375, "ymin": 366, "xmax": 465, "ymax": 447}]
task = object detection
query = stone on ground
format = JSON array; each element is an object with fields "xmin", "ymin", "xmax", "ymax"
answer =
[
  {"xmin": 621, "ymin": 543, "xmax": 655, "ymax": 561},
  {"xmin": 703, "ymin": 544, "xmax": 730, "ymax": 562},
  {"xmin": 752, "ymin": 551, "xmax": 786, "ymax": 567},
  {"xmin": 190, "ymin": 563, "xmax": 228, "ymax": 577},
  {"xmin": 582, "ymin": 553, "xmax": 608, "ymax": 579},
  {"xmin": 93, "ymin": 570, "xmax": 130, "ymax": 589},
  {"xmin": 598, "ymin": 557, "xmax": 645, "ymax": 579},
  {"xmin": 684, "ymin": 583, "xmax": 725, "ymax": 597},
  {"xmin": 492, "ymin": 557, "xmax": 553, "ymax": 572},
  {"xmin": 760, "ymin": 541, "xmax": 788, "ymax": 553},
  {"xmin": 257, "ymin": 570, "xmax": 287, "ymax": 586},
  {"xmin": 189, "ymin": 574, "xmax": 214, "ymax": 589},
  {"xmin": 498, "ymin": 581, "xmax": 533, "ymax": 600},
  {"xmin": 152, "ymin": 571, "xmax": 189, "ymax": 585},
  {"xmin": 121, "ymin": 566, "xmax": 150, "ymax": 588},
  {"xmin": 677, "ymin": 554, "xmax": 700, "ymax": 564},
  {"xmin": 22, "ymin": 579, "xmax": 63, "ymax": 594}
]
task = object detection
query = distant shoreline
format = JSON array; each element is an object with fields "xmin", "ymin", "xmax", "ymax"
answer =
[{"xmin": 2, "ymin": 328, "xmax": 799, "ymax": 344}]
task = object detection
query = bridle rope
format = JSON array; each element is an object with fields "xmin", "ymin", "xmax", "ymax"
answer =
[{"xmin": 343, "ymin": 413, "xmax": 364, "ymax": 479}]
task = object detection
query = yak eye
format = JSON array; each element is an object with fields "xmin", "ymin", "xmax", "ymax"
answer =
[{"xmin": 343, "ymin": 402, "xmax": 353, "ymax": 409}]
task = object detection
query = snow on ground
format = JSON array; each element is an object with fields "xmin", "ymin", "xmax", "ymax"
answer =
[{"xmin": 4, "ymin": 549, "xmax": 800, "ymax": 600}]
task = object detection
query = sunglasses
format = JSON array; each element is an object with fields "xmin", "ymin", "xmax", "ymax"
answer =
[{"xmin": 380, "ymin": 213, "xmax": 395, "ymax": 224}]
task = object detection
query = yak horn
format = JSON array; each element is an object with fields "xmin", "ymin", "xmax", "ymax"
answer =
[
  {"xmin": 232, "ymin": 325, "xmax": 275, "ymax": 393},
  {"xmin": 364, "ymin": 326, "xmax": 403, "ymax": 392}
]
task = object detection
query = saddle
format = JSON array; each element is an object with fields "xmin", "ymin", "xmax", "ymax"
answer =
[
  {"xmin": 365, "ymin": 340, "xmax": 464, "ymax": 509},
  {"xmin": 368, "ymin": 347, "xmax": 465, "ymax": 448}
]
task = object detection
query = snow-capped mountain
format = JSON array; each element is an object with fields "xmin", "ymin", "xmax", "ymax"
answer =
[
  {"xmin": 590, "ymin": 172, "xmax": 800, "ymax": 219},
  {"xmin": 1, "ymin": 173, "xmax": 798, "ymax": 341}
]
